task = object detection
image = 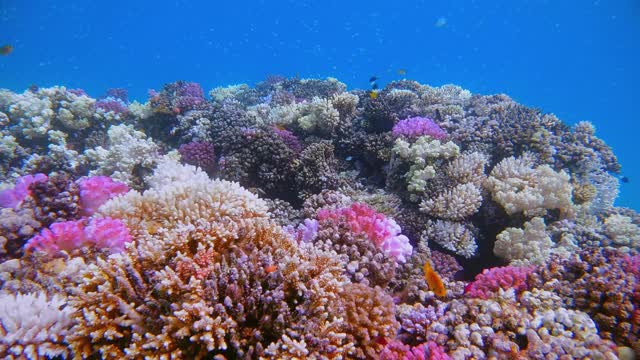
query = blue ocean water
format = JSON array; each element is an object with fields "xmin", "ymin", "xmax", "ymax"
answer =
[{"xmin": 1, "ymin": 0, "xmax": 639, "ymax": 207}]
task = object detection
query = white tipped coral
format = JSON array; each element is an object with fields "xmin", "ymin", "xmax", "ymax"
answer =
[{"xmin": 0, "ymin": 292, "xmax": 75, "ymax": 359}]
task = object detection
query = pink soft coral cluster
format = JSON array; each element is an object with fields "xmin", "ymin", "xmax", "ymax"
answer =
[
  {"xmin": 0, "ymin": 173, "xmax": 48, "ymax": 209},
  {"xmin": 317, "ymin": 203, "xmax": 412, "ymax": 262},
  {"xmin": 392, "ymin": 116, "xmax": 447, "ymax": 140},
  {"xmin": 77, "ymin": 176, "xmax": 129, "ymax": 216},
  {"xmin": 25, "ymin": 217, "xmax": 132, "ymax": 254},
  {"xmin": 464, "ymin": 265, "xmax": 535, "ymax": 299}
]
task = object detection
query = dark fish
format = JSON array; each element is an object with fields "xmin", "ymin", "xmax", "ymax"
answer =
[
  {"xmin": 28, "ymin": 84, "xmax": 39, "ymax": 93},
  {"xmin": 371, "ymin": 82, "xmax": 379, "ymax": 90},
  {"xmin": 369, "ymin": 76, "xmax": 378, "ymax": 83},
  {"xmin": 0, "ymin": 45, "xmax": 13, "ymax": 56},
  {"xmin": 621, "ymin": 176, "xmax": 629, "ymax": 183}
]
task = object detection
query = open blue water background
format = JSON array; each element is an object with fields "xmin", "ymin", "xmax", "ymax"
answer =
[{"xmin": 1, "ymin": 0, "xmax": 638, "ymax": 208}]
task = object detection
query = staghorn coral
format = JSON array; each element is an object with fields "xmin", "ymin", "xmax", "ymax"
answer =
[{"xmin": 0, "ymin": 292, "xmax": 75, "ymax": 360}]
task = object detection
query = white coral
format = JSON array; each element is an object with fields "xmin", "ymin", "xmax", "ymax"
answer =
[
  {"xmin": 485, "ymin": 156, "xmax": 574, "ymax": 217},
  {"xmin": 423, "ymin": 220, "xmax": 478, "ymax": 258},
  {"xmin": 604, "ymin": 214, "xmax": 640, "ymax": 250},
  {"xmin": 494, "ymin": 217, "xmax": 553, "ymax": 265},
  {"xmin": 420, "ymin": 183, "xmax": 482, "ymax": 220},
  {"xmin": 0, "ymin": 292, "xmax": 75, "ymax": 359},
  {"xmin": 84, "ymin": 124, "xmax": 159, "ymax": 185}
]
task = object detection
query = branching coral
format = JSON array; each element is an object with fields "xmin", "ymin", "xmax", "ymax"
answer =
[
  {"xmin": 494, "ymin": 217, "xmax": 554, "ymax": 265},
  {"xmin": 422, "ymin": 220, "xmax": 478, "ymax": 259},
  {"xmin": 66, "ymin": 159, "xmax": 395, "ymax": 358},
  {"xmin": 485, "ymin": 155, "xmax": 574, "ymax": 217},
  {"xmin": 84, "ymin": 124, "xmax": 160, "ymax": 186},
  {"xmin": 0, "ymin": 292, "xmax": 75, "ymax": 360}
]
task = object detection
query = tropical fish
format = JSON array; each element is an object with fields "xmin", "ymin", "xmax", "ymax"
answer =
[
  {"xmin": 369, "ymin": 76, "xmax": 378, "ymax": 83},
  {"xmin": 371, "ymin": 82, "xmax": 379, "ymax": 90},
  {"xmin": 398, "ymin": 69, "xmax": 407, "ymax": 75},
  {"xmin": 264, "ymin": 264, "xmax": 278, "ymax": 273},
  {"xmin": 424, "ymin": 261, "xmax": 446, "ymax": 297},
  {"xmin": 369, "ymin": 90, "xmax": 379, "ymax": 99},
  {"xmin": 0, "ymin": 45, "xmax": 13, "ymax": 56}
]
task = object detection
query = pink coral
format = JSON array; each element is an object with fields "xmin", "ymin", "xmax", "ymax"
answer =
[
  {"xmin": 25, "ymin": 217, "xmax": 132, "ymax": 254},
  {"xmin": 380, "ymin": 340, "xmax": 450, "ymax": 360},
  {"xmin": 392, "ymin": 116, "xmax": 447, "ymax": 140},
  {"xmin": 77, "ymin": 176, "xmax": 129, "ymax": 216},
  {"xmin": 0, "ymin": 174, "xmax": 48, "ymax": 209},
  {"xmin": 424, "ymin": 341, "xmax": 451, "ymax": 360},
  {"xmin": 317, "ymin": 203, "xmax": 412, "ymax": 262},
  {"xmin": 465, "ymin": 265, "xmax": 535, "ymax": 299}
]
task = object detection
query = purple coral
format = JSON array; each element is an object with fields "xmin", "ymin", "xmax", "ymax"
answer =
[
  {"xmin": 178, "ymin": 141, "xmax": 216, "ymax": 173},
  {"xmin": 272, "ymin": 126, "xmax": 303, "ymax": 152},
  {"xmin": 103, "ymin": 88, "xmax": 129, "ymax": 103},
  {"xmin": 25, "ymin": 217, "xmax": 132, "ymax": 254},
  {"xmin": 465, "ymin": 265, "xmax": 535, "ymax": 299},
  {"xmin": 77, "ymin": 176, "xmax": 129, "ymax": 216},
  {"xmin": 0, "ymin": 174, "xmax": 48, "ymax": 209},
  {"xmin": 68, "ymin": 88, "xmax": 87, "ymax": 96},
  {"xmin": 95, "ymin": 97, "xmax": 129, "ymax": 115},
  {"xmin": 392, "ymin": 116, "xmax": 447, "ymax": 140},
  {"xmin": 174, "ymin": 81, "xmax": 205, "ymax": 112}
]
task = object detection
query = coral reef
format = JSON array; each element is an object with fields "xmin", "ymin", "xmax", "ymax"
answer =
[{"xmin": 0, "ymin": 76, "xmax": 636, "ymax": 359}]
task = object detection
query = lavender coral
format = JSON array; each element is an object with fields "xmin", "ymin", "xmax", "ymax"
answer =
[
  {"xmin": 177, "ymin": 141, "xmax": 216, "ymax": 174},
  {"xmin": 392, "ymin": 116, "xmax": 447, "ymax": 140},
  {"xmin": 0, "ymin": 174, "xmax": 47, "ymax": 209}
]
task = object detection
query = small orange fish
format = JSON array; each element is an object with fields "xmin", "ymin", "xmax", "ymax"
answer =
[
  {"xmin": 0, "ymin": 45, "xmax": 13, "ymax": 56},
  {"xmin": 369, "ymin": 90, "xmax": 379, "ymax": 99},
  {"xmin": 424, "ymin": 261, "xmax": 446, "ymax": 297},
  {"xmin": 264, "ymin": 264, "xmax": 278, "ymax": 273}
]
